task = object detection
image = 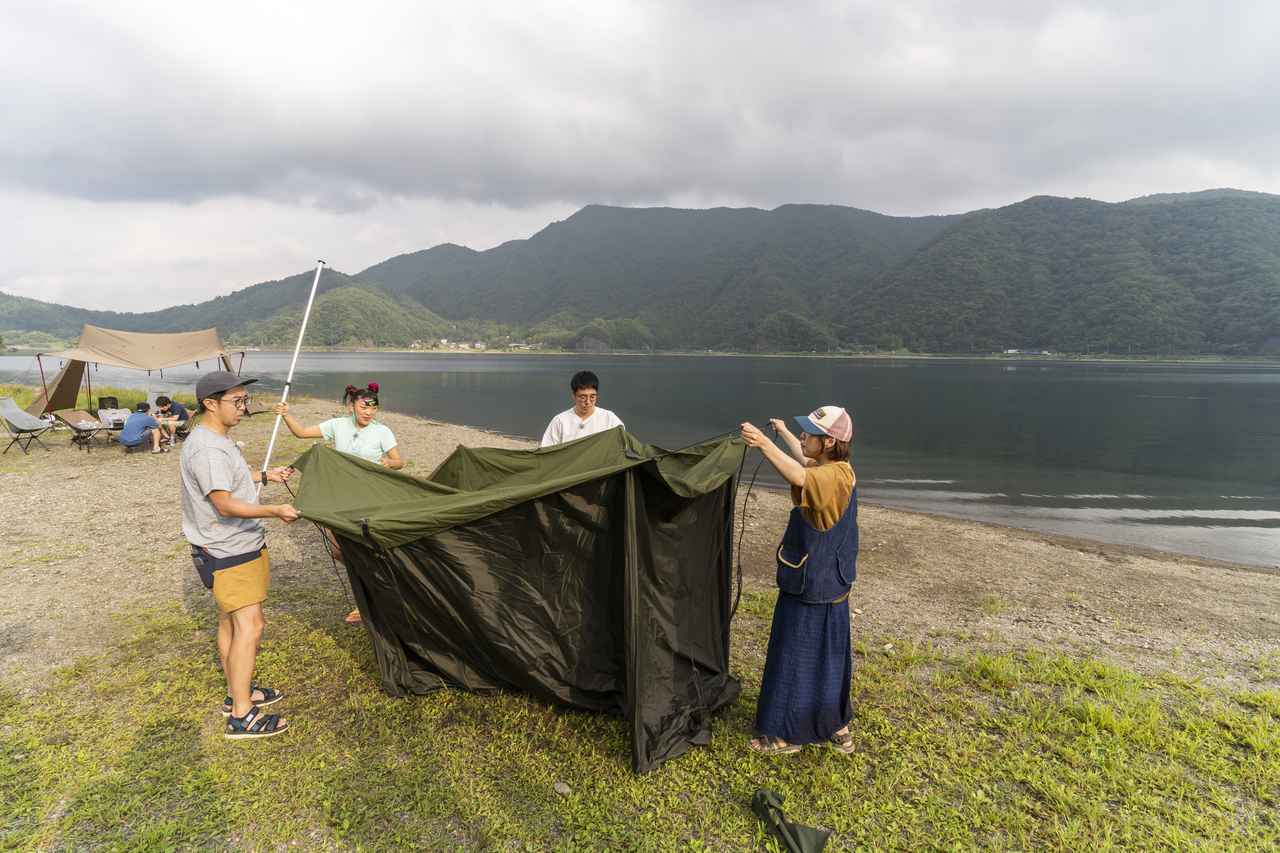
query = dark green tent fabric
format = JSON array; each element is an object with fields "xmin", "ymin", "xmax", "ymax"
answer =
[
  {"xmin": 751, "ymin": 789, "xmax": 831, "ymax": 852},
  {"xmin": 291, "ymin": 427, "xmax": 747, "ymax": 773}
]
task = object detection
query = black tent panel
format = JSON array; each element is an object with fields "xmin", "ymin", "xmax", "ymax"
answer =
[{"xmin": 295, "ymin": 431, "xmax": 745, "ymax": 773}]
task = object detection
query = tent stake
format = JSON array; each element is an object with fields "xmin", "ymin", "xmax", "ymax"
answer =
[{"xmin": 257, "ymin": 260, "xmax": 326, "ymax": 498}]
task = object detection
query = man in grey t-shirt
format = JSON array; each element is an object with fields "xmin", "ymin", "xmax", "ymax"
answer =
[
  {"xmin": 181, "ymin": 370, "xmax": 298, "ymax": 739},
  {"xmin": 180, "ymin": 425, "xmax": 269, "ymax": 558}
]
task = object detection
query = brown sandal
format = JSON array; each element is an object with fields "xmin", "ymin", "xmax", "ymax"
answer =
[
  {"xmin": 827, "ymin": 728, "xmax": 854, "ymax": 754},
  {"xmin": 749, "ymin": 736, "xmax": 802, "ymax": 755}
]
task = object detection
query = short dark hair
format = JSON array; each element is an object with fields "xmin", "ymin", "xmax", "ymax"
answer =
[
  {"xmin": 570, "ymin": 371, "xmax": 599, "ymax": 393},
  {"xmin": 136, "ymin": 401, "xmax": 150, "ymax": 413},
  {"xmin": 826, "ymin": 438, "xmax": 851, "ymax": 462},
  {"xmin": 155, "ymin": 396, "xmax": 171, "ymax": 407},
  {"xmin": 200, "ymin": 390, "xmax": 224, "ymax": 414}
]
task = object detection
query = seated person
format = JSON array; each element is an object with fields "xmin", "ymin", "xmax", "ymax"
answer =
[
  {"xmin": 154, "ymin": 395, "xmax": 191, "ymax": 441},
  {"xmin": 119, "ymin": 402, "xmax": 166, "ymax": 453}
]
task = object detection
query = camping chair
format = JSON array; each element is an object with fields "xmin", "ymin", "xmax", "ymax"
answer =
[
  {"xmin": 97, "ymin": 396, "xmax": 119, "ymax": 411},
  {"xmin": 1, "ymin": 397, "xmax": 53, "ymax": 455},
  {"xmin": 54, "ymin": 410, "xmax": 107, "ymax": 453}
]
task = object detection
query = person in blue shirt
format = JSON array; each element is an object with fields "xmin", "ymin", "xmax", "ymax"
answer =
[
  {"xmin": 119, "ymin": 402, "xmax": 166, "ymax": 453},
  {"xmin": 155, "ymin": 395, "xmax": 191, "ymax": 443}
]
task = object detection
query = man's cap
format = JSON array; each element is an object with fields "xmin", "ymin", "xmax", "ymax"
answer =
[
  {"xmin": 195, "ymin": 370, "xmax": 258, "ymax": 402},
  {"xmin": 793, "ymin": 405, "xmax": 853, "ymax": 442}
]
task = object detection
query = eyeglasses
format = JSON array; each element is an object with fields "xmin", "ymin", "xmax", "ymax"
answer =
[
  {"xmin": 354, "ymin": 398, "xmax": 379, "ymax": 409},
  {"xmin": 220, "ymin": 395, "xmax": 251, "ymax": 411}
]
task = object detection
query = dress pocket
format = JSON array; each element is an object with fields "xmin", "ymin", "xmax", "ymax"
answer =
[
  {"xmin": 775, "ymin": 545, "xmax": 809, "ymax": 596},
  {"xmin": 835, "ymin": 551, "xmax": 857, "ymax": 587}
]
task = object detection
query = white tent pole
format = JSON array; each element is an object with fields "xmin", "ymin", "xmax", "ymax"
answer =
[{"xmin": 257, "ymin": 260, "xmax": 325, "ymax": 498}]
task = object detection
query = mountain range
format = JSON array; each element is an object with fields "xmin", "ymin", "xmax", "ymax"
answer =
[{"xmin": 3, "ymin": 188, "xmax": 1278, "ymax": 354}]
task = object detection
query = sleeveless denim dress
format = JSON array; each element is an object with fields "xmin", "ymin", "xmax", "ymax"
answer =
[{"xmin": 754, "ymin": 486, "xmax": 857, "ymax": 744}]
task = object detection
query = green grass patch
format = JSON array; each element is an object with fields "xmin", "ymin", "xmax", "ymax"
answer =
[
  {"xmin": 1256, "ymin": 651, "xmax": 1280, "ymax": 682},
  {"xmin": 980, "ymin": 594, "xmax": 1010, "ymax": 617},
  {"xmin": 1, "ymin": 595, "xmax": 1277, "ymax": 850}
]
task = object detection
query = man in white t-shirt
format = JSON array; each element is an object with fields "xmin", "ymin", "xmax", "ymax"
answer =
[{"xmin": 540, "ymin": 370, "xmax": 624, "ymax": 447}]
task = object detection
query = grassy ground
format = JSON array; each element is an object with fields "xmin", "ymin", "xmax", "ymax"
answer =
[{"xmin": 1, "ymin": 584, "xmax": 1276, "ymax": 850}]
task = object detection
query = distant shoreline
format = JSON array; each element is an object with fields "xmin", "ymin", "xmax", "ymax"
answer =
[
  {"xmin": 181, "ymin": 348, "xmax": 1280, "ymax": 366},
  {"xmin": 5, "ymin": 346, "xmax": 1279, "ymax": 367}
]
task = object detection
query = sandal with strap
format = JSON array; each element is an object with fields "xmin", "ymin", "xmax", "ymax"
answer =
[
  {"xmin": 220, "ymin": 684, "xmax": 283, "ymax": 717},
  {"xmin": 225, "ymin": 705, "xmax": 289, "ymax": 739},
  {"xmin": 827, "ymin": 727, "xmax": 854, "ymax": 754},
  {"xmin": 749, "ymin": 735, "xmax": 802, "ymax": 755}
]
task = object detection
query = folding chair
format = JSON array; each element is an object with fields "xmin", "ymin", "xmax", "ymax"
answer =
[
  {"xmin": 54, "ymin": 410, "xmax": 107, "ymax": 453},
  {"xmin": 1, "ymin": 397, "xmax": 53, "ymax": 454}
]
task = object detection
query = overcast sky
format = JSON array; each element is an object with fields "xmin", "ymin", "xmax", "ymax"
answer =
[{"xmin": 3, "ymin": 0, "xmax": 1278, "ymax": 312}]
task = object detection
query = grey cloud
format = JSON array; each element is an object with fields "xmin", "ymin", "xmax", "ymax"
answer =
[{"xmin": 2, "ymin": 0, "xmax": 1279, "ymax": 217}]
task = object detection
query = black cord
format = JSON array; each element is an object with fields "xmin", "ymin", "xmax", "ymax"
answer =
[
  {"xmin": 731, "ymin": 451, "xmax": 766, "ymax": 621},
  {"xmin": 281, "ymin": 479, "xmax": 357, "ymax": 612},
  {"xmin": 730, "ymin": 423, "xmax": 775, "ymax": 621}
]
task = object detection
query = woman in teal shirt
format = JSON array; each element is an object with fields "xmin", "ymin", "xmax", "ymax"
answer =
[
  {"xmin": 274, "ymin": 383, "xmax": 403, "ymax": 469},
  {"xmin": 273, "ymin": 383, "xmax": 403, "ymax": 623}
]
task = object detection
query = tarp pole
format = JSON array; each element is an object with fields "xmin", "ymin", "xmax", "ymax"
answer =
[
  {"xmin": 257, "ymin": 260, "xmax": 325, "ymax": 498},
  {"xmin": 85, "ymin": 363, "xmax": 93, "ymax": 411},
  {"xmin": 36, "ymin": 354, "xmax": 49, "ymax": 409}
]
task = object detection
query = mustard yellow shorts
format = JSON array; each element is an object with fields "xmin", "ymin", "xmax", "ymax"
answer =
[{"xmin": 212, "ymin": 548, "xmax": 271, "ymax": 614}]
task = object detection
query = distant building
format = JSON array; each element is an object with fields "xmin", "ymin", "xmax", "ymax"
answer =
[{"xmin": 472, "ymin": 341, "xmax": 486, "ymax": 350}]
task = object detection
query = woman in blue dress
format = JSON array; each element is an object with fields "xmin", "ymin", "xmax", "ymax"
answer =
[{"xmin": 740, "ymin": 405, "xmax": 858, "ymax": 755}]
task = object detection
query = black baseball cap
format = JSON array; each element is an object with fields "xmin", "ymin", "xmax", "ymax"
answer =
[{"xmin": 195, "ymin": 370, "xmax": 258, "ymax": 402}]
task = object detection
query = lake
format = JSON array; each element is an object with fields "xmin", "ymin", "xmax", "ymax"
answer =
[{"xmin": 4, "ymin": 351, "xmax": 1278, "ymax": 569}]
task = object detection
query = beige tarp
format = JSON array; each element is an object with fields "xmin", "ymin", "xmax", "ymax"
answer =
[
  {"xmin": 28, "ymin": 324, "xmax": 235, "ymax": 414},
  {"xmin": 43, "ymin": 324, "xmax": 232, "ymax": 371},
  {"xmin": 29, "ymin": 360, "xmax": 87, "ymax": 415}
]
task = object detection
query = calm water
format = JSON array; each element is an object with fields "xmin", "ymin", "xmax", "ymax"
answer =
[{"xmin": 5, "ymin": 352, "xmax": 1278, "ymax": 568}]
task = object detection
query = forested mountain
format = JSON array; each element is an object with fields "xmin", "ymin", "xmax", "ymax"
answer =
[
  {"xmin": 1, "ymin": 269, "xmax": 354, "ymax": 339},
  {"xmin": 3, "ymin": 190, "xmax": 1279, "ymax": 354},
  {"xmin": 360, "ymin": 204, "xmax": 959, "ymax": 350},
  {"xmin": 847, "ymin": 192, "xmax": 1280, "ymax": 354},
  {"xmin": 242, "ymin": 286, "xmax": 451, "ymax": 347}
]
